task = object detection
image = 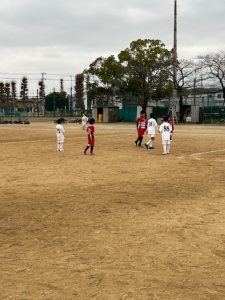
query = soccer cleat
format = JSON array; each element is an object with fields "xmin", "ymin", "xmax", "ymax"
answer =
[
  {"xmin": 90, "ymin": 152, "xmax": 94, "ymax": 155},
  {"xmin": 135, "ymin": 140, "xmax": 138, "ymax": 147},
  {"xmin": 84, "ymin": 151, "xmax": 87, "ymax": 155},
  {"xmin": 145, "ymin": 143, "xmax": 148, "ymax": 149}
]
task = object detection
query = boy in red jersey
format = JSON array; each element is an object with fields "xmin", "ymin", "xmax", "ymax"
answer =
[
  {"xmin": 84, "ymin": 118, "xmax": 95, "ymax": 155},
  {"xmin": 135, "ymin": 110, "xmax": 147, "ymax": 147}
]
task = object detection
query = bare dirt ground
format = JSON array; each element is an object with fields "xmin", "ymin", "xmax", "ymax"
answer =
[{"xmin": 1, "ymin": 121, "xmax": 225, "ymax": 299}]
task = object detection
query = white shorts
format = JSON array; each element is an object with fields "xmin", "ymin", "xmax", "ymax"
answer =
[
  {"xmin": 57, "ymin": 134, "xmax": 64, "ymax": 143},
  {"xmin": 162, "ymin": 139, "xmax": 170, "ymax": 145}
]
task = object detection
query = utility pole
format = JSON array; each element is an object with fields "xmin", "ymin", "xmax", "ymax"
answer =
[
  {"xmin": 53, "ymin": 88, "xmax": 56, "ymax": 117},
  {"xmin": 70, "ymin": 75, "xmax": 73, "ymax": 115},
  {"xmin": 173, "ymin": 0, "xmax": 177, "ymax": 80},
  {"xmin": 41, "ymin": 72, "xmax": 46, "ymax": 116},
  {"xmin": 172, "ymin": 0, "xmax": 178, "ymax": 123}
]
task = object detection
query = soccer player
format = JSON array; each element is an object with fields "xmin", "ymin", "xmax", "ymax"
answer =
[
  {"xmin": 84, "ymin": 118, "xmax": 95, "ymax": 155},
  {"xmin": 134, "ymin": 110, "xmax": 147, "ymax": 147},
  {"xmin": 145, "ymin": 113, "xmax": 158, "ymax": 149},
  {"xmin": 81, "ymin": 114, "xmax": 89, "ymax": 130},
  {"xmin": 56, "ymin": 118, "xmax": 65, "ymax": 151},
  {"xmin": 159, "ymin": 116, "xmax": 172, "ymax": 155}
]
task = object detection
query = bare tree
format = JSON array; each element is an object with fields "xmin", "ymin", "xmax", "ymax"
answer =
[
  {"xmin": 169, "ymin": 59, "xmax": 197, "ymax": 122},
  {"xmin": 199, "ymin": 52, "xmax": 225, "ymax": 104}
]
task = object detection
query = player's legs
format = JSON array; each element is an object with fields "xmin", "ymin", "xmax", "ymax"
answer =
[
  {"xmin": 166, "ymin": 140, "xmax": 171, "ymax": 154},
  {"xmin": 138, "ymin": 136, "xmax": 143, "ymax": 147},
  {"xmin": 150, "ymin": 136, "xmax": 155, "ymax": 148},
  {"xmin": 60, "ymin": 142, "xmax": 64, "ymax": 151},
  {"xmin": 84, "ymin": 145, "xmax": 89, "ymax": 154},
  {"xmin": 90, "ymin": 146, "xmax": 94, "ymax": 155},
  {"xmin": 162, "ymin": 140, "xmax": 167, "ymax": 155},
  {"xmin": 145, "ymin": 135, "xmax": 151, "ymax": 148}
]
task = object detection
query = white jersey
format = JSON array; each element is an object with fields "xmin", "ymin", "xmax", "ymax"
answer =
[
  {"xmin": 147, "ymin": 118, "xmax": 158, "ymax": 135},
  {"xmin": 82, "ymin": 116, "xmax": 88, "ymax": 125},
  {"xmin": 159, "ymin": 122, "xmax": 172, "ymax": 141},
  {"xmin": 56, "ymin": 124, "xmax": 65, "ymax": 137}
]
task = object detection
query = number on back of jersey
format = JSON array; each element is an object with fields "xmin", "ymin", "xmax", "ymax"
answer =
[{"xmin": 164, "ymin": 125, "xmax": 170, "ymax": 132}]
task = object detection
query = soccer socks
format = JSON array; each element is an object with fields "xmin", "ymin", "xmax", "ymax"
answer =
[
  {"xmin": 167, "ymin": 144, "xmax": 170, "ymax": 154},
  {"xmin": 138, "ymin": 137, "xmax": 143, "ymax": 146},
  {"xmin": 84, "ymin": 145, "xmax": 94, "ymax": 154},
  {"xmin": 163, "ymin": 145, "xmax": 167, "ymax": 154},
  {"xmin": 84, "ymin": 146, "xmax": 89, "ymax": 154}
]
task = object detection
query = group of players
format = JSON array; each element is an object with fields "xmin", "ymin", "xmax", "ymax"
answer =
[
  {"xmin": 135, "ymin": 111, "xmax": 174, "ymax": 155},
  {"xmin": 56, "ymin": 111, "xmax": 174, "ymax": 156},
  {"xmin": 55, "ymin": 114, "xmax": 95, "ymax": 154}
]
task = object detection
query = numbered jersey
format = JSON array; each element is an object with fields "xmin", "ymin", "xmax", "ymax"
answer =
[
  {"xmin": 56, "ymin": 124, "xmax": 64, "ymax": 136},
  {"xmin": 87, "ymin": 125, "xmax": 95, "ymax": 146},
  {"xmin": 136, "ymin": 116, "xmax": 147, "ymax": 130},
  {"xmin": 147, "ymin": 118, "xmax": 158, "ymax": 135},
  {"xmin": 159, "ymin": 122, "xmax": 172, "ymax": 141}
]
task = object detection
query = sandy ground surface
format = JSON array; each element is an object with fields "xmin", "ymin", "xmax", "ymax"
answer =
[{"xmin": 1, "ymin": 121, "xmax": 225, "ymax": 299}]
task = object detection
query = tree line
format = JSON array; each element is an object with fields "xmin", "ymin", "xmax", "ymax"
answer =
[
  {"xmin": 0, "ymin": 74, "xmax": 85, "ymax": 112},
  {"xmin": 83, "ymin": 38, "xmax": 225, "ymax": 122},
  {"xmin": 1, "ymin": 38, "xmax": 224, "ymax": 121}
]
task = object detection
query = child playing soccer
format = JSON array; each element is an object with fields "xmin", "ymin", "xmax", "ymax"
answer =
[
  {"xmin": 84, "ymin": 118, "xmax": 95, "ymax": 155},
  {"xmin": 145, "ymin": 113, "xmax": 158, "ymax": 149},
  {"xmin": 56, "ymin": 118, "xmax": 65, "ymax": 151},
  {"xmin": 159, "ymin": 116, "xmax": 172, "ymax": 155},
  {"xmin": 81, "ymin": 114, "xmax": 88, "ymax": 130},
  {"xmin": 135, "ymin": 110, "xmax": 147, "ymax": 147}
]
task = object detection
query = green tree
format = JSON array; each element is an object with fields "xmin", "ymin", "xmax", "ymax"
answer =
[
  {"xmin": 5, "ymin": 82, "xmax": 11, "ymax": 111},
  {"xmin": 85, "ymin": 55, "xmax": 125, "ymax": 106},
  {"xmin": 20, "ymin": 76, "xmax": 28, "ymax": 108},
  {"xmin": 45, "ymin": 91, "xmax": 69, "ymax": 112},
  {"xmin": 118, "ymin": 39, "xmax": 172, "ymax": 111},
  {"xmin": 75, "ymin": 73, "xmax": 85, "ymax": 110},
  {"xmin": 11, "ymin": 81, "xmax": 17, "ymax": 112},
  {"xmin": 0, "ymin": 82, "xmax": 6, "ymax": 109}
]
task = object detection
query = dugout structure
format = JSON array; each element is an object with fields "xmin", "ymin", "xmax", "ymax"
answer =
[{"xmin": 92, "ymin": 106, "xmax": 119, "ymax": 123}]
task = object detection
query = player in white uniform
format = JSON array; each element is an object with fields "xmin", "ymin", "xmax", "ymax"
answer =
[
  {"xmin": 56, "ymin": 118, "xmax": 65, "ymax": 151},
  {"xmin": 145, "ymin": 113, "xmax": 158, "ymax": 149},
  {"xmin": 81, "ymin": 114, "xmax": 88, "ymax": 130},
  {"xmin": 159, "ymin": 116, "xmax": 172, "ymax": 155}
]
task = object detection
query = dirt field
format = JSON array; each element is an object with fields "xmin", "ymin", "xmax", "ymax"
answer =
[{"xmin": 1, "ymin": 121, "xmax": 225, "ymax": 299}]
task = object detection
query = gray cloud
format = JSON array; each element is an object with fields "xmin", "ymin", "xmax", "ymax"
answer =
[{"xmin": 0, "ymin": 0, "xmax": 224, "ymax": 93}]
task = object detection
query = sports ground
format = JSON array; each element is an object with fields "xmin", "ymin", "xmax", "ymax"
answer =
[{"xmin": 1, "ymin": 121, "xmax": 225, "ymax": 299}]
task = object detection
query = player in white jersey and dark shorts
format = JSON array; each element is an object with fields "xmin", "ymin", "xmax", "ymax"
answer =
[
  {"xmin": 56, "ymin": 118, "xmax": 65, "ymax": 151},
  {"xmin": 145, "ymin": 113, "xmax": 158, "ymax": 149},
  {"xmin": 159, "ymin": 116, "xmax": 172, "ymax": 155}
]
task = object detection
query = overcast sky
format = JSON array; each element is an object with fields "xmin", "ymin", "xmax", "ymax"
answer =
[{"xmin": 0, "ymin": 0, "xmax": 224, "ymax": 94}]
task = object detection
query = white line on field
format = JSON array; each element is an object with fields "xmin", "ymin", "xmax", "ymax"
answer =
[{"xmin": 190, "ymin": 149, "xmax": 225, "ymax": 160}]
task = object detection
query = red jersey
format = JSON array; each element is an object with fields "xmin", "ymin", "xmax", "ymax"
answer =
[
  {"xmin": 136, "ymin": 116, "xmax": 147, "ymax": 137},
  {"xmin": 87, "ymin": 125, "xmax": 95, "ymax": 146},
  {"xmin": 136, "ymin": 116, "xmax": 147, "ymax": 130},
  {"xmin": 167, "ymin": 117, "xmax": 174, "ymax": 133}
]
